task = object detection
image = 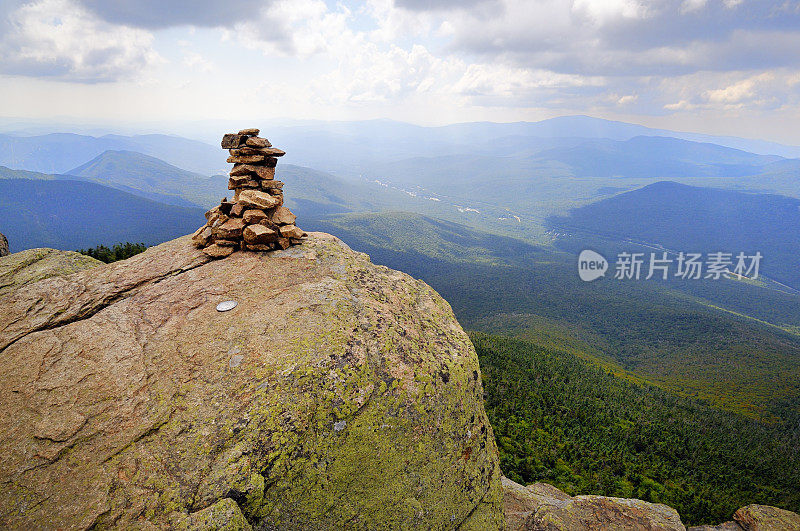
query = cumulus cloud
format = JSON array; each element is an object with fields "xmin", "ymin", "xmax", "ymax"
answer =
[
  {"xmin": 241, "ymin": 1, "xmax": 460, "ymax": 104},
  {"xmin": 723, "ymin": 0, "xmax": 743, "ymax": 7},
  {"xmin": 680, "ymin": 0, "xmax": 707, "ymax": 13},
  {"xmin": 3, "ymin": 0, "xmax": 800, "ymax": 122},
  {"xmin": 0, "ymin": 0, "xmax": 162, "ymax": 82},
  {"xmin": 392, "ymin": 0, "xmax": 800, "ymax": 77},
  {"xmin": 449, "ymin": 63, "xmax": 605, "ymax": 109},
  {"xmin": 314, "ymin": 44, "xmax": 458, "ymax": 103},
  {"xmin": 182, "ymin": 52, "xmax": 214, "ymax": 73},
  {"xmin": 571, "ymin": 0, "xmax": 648, "ymax": 23},
  {"xmin": 229, "ymin": 0, "xmax": 606, "ymax": 110},
  {"xmin": 661, "ymin": 70, "xmax": 800, "ymax": 112},
  {"xmin": 233, "ymin": 0, "xmax": 339, "ymax": 57}
]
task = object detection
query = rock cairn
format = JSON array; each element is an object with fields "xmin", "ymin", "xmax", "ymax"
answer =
[{"xmin": 192, "ymin": 128, "xmax": 306, "ymax": 258}]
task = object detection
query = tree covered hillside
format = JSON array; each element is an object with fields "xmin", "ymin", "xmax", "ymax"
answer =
[{"xmin": 473, "ymin": 332, "xmax": 800, "ymax": 527}]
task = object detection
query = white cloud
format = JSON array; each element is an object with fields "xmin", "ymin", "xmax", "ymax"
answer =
[
  {"xmin": 364, "ymin": 0, "xmax": 437, "ymax": 43},
  {"xmin": 572, "ymin": 0, "xmax": 648, "ymax": 23},
  {"xmin": 663, "ymin": 99, "xmax": 694, "ymax": 110},
  {"xmin": 0, "ymin": 0, "xmax": 162, "ymax": 82},
  {"xmin": 182, "ymin": 52, "xmax": 213, "ymax": 73},
  {"xmin": 680, "ymin": 0, "xmax": 707, "ymax": 14},
  {"xmin": 2, "ymin": 0, "xmax": 800, "ymax": 139},
  {"xmin": 617, "ymin": 94, "xmax": 639, "ymax": 105},
  {"xmin": 311, "ymin": 43, "xmax": 459, "ymax": 103},
  {"xmin": 660, "ymin": 70, "xmax": 795, "ymax": 112},
  {"xmin": 452, "ymin": 64, "xmax": 603, "ymax": 98},
  {"xmin": 230, "ymin": 0, "xmax": 606, "ymax": 111},
  {"xmin": 705, "ymin": 77, "xmax": 759, "ymax": 104},
  {"xmin": 233, "ymin": 0, "xmax": 337, "ymax": 57}
]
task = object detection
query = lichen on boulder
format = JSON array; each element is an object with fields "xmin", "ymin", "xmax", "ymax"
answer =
[
  {"xmin": 0, "ymin": 247, "xmax": 101, "ymax": 297},
  {"xmin": 732, "ymin": 504, "xmax": 800, "ymax": 530},
  {"xmin": 502, "ymin": 476, "xmax": 686, "ymax": 530},
  {"xmin": 0, "ymin": 233, "xmax": 503, "ymax": 529},
  {"xmin": 502, "ymin": 476, "xmax": 800, "ymax": 530}
]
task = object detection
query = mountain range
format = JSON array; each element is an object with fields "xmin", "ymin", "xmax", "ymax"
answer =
[
  {"xmin": 3, "ymin": 117, "xmax": 799, "ymax": 243},
  {"xmin": 0, "ymin": 132, "xmax": 223, "ymax": 175},
  {"xmin": 0, "ymin": 179, "xmax": 205, "ymax": 252},
  {"xmin": 5, "ymin": 114, "xmax": 800, "ymax": 175},
  {"xmin": 67, "ymin": 150, "xmax": 226, "ymax": 207}
]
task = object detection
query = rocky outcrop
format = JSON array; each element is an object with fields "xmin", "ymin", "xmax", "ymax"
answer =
[
  {"xmin": 0, "ymin": 247, "xmax": 101, "ymax": 297},
  {"xmin": 732, "ymin": 505, "xmax": 800, "ymax": 530},
  {"xmin": 0, "ymin": 231, "xmax": 8, "ymax": 256},
  {"xmin": 503, "ymin": 476, "xmax": 686, "ymax": 530},
  {"xmin": 689, "ymin": 523, "xmax": 744, "ymax": 530},
  {"xmin": 0, "ymin": 233, "xmax": 503, "ymax": 529},
  {"xmin": 504, "ymin": 477, "xmax": 800, "ymax": 531},
  {"xmin": 689, "ymin": 504, "xmax": 800, "ymax": 531}
]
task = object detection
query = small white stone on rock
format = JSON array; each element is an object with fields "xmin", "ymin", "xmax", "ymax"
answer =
[{"xmin": 216, "ymin": 300, "xmax": 238, "ymax": 312}]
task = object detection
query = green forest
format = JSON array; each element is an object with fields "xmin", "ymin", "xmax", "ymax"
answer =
[
  {"xmin": 79, "ymin": 242, "xmax": 147, "ymax": 263},
  {"xmin": 472, "ymin": 332, "xmax": 800, "ymax": 526}
]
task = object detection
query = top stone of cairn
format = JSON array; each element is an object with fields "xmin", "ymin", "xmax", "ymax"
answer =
[{"xmin": 221, "ymin": 128, "xmax": 276, "ymax": 150}]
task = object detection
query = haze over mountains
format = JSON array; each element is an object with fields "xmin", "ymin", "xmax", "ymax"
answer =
[
  {"xmin": 2, "ymin": 115, "xmax": 800, "ymax": 377},
  {"xmin": 0, "ymin": 132, "xmax": 223, "ymax": 175},
  {"xmin": 3, "ymin": 116, "xmax": 798, "ymax": 242},
  {"xmin": 2, "ymin": 115, "xmax": 799, "ymax": 282},
  {"xmin": 67, "ymin": 151, "xmax": 226, "ymax": 208},
  {"xmin": 5, "ymin": 115, "xmax": 800, "ymax": 176}
]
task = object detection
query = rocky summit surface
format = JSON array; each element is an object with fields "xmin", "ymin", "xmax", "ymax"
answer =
[
  {"xmin": 503, "ymin": 476, "xmax": 685, "ymax": 530},
  {"xmin": 0, "ymin": 233, "xmax": 503, "ymax": 529},
  {"xmin": 503, "ymin": 477, "xmax": 800, "ymax": 531},
  {"xmin": 727, "ymin": 505, "xmax": 800, "ymax": 530}
]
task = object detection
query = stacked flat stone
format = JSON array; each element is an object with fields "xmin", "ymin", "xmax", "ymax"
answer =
[{"xmin": 191, "ymin": 128, "xmax": 307, "ymax": 258}]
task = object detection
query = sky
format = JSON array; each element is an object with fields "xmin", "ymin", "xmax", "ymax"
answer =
[{"xmin": 1, "ymin": 0, "xmax": 800, "ymax": 143}]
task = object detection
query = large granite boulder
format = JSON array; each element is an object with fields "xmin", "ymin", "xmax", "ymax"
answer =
[
  {"xmin": 732, "ymin": 504, "xmax": 800, "ymax": 530},
  {"xmin": 688, "ymin": 504, "xmax": 800, "ymax": 530},
  {"xmin": 503, "ymin": 476, "xmax": 685, "ymax": 530},
  {"xmin": 504, "ymin": 476, "xmax": 800, "ymax": 530},
  {"xmin": 0, "ymin": 233, "xmax": 503, "ymax": 529},
  {"xmin": 0, "ymin": 231, "xmax": 9, "ymax": 256}
]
